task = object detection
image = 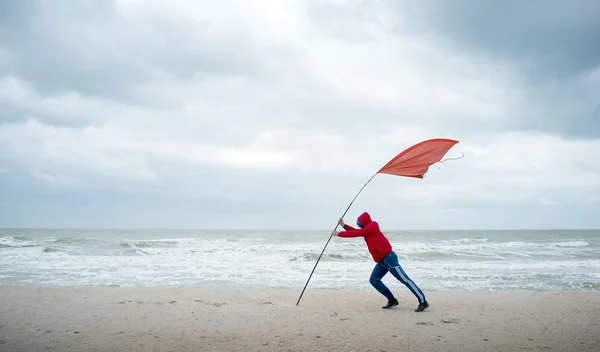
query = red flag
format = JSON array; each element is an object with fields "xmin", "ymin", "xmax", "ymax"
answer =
[{"xmin": 377, "ymin": 138, "xmax": 460, "ymax": 179}]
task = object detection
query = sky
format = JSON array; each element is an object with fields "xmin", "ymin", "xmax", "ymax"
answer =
[{"xmin": 0, "ymin": 0, "xmax": 599, "ymax": 230}]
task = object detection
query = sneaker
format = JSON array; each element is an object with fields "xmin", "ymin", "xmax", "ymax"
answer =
[
  {"xmin": 415, "ymin": 301, "xmax": 429, "ymax": 312},
  {"xmin": 383, "ymin": 298, "xmax": 398, "ymax": 309}
]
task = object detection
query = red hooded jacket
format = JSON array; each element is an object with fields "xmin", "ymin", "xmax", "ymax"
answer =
[{"xmin": 338, "ymin": 212, "xmax": 392, "ymax": 263}]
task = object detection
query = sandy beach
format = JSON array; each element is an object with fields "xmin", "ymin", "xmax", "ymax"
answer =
[{"xmin": 0, "ymin": 286, "xmax": 598, "ymax": 352}]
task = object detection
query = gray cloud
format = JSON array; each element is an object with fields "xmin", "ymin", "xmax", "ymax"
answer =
[
  {"xmin": 393, "ymin": 0, "xmax": 600, "ymax": 79},
  {"xmin": 0, "ymin": 0, "xmax": 268, "ymax": 116},
  {"xmin": 1, "ymin": 1, "xmax": 144, "ymax": 100},
  {"xmin": 1, "ymin": 0, "xmax": 506, "ymax": 136},
  {"xmin": 387, "ymin": 0, "xmax": 600, "ymax": 138},
  {"xmin": 0, "ymin": 0, "xmax": 599, "ymax": 229}
]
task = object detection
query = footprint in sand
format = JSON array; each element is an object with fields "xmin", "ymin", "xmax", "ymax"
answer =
[
  {"xmin": 417, "ymin": 321, "xmax": 434, "ymax": 326},
  {"xmin": 193, "ymin": 300, "xmax": 226, "ymax": 307},
  {"xmin": 440, "ymin": 318, "xmax": 460, "ymax": 324}
]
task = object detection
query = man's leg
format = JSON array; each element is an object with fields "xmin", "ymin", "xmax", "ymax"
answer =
[
  {"xmin": 369, "ymin": 263, "xmax": 398, "ymax": 308},
  {"xmin": 369, "ymin": 263, "xmax": 391, "ymax": 299},
  {"xmin": 382, "ymin": 251, "xmax": 427, "ymax": 306}
]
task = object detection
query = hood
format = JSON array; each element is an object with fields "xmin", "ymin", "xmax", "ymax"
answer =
[{"xmin": 357, "ymin": 212, "xmax": 372, "ymax": 227}]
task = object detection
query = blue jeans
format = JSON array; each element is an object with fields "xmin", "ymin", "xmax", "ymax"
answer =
[{"xmin": 369, "ymin": 251, "xmax": 426, "ymax": 304}]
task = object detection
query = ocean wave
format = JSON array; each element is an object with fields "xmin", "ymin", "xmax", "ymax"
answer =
[
  {"xmin": 1, "ymin": 234, "xmax": 597, "ymax": 261},
  {"xmin": 118, "ymin": 240, "xmax": 180, "ymax": 249},
  {"xmin": 1, "ymin": 230, "xmax": 599, "ymax": 291},
  {"xmin": 0, "ymin": 236, "xmax": 43, "ymax": 248},
  {"xmin": 554, "ymin": 241, "xmax": 589, "ymax": 247},
  {"xmin": 289, "ymin": 252, "xmax": 369, "ymax": 262}
]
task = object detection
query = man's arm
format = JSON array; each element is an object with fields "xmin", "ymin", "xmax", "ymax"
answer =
[
  {"xmin": 333, "ymin": 218, "xmax": 369, "ymax": 237},
  {"xmin": 335, "ymin": 225, "xmax": 372, "ymax": 238}
]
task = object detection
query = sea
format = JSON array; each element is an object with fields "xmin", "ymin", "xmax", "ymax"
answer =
[{"xmin": 1, "ymin": 228, "xmax": 599, "ymax": 292}]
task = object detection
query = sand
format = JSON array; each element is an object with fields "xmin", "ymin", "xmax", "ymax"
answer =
[{"xmin": 0, "ymin": 286, "xmax": 598, "ymax": 352}]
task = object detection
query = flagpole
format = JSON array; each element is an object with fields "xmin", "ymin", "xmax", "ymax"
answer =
[{"xmin": 296, "ymin": 172, "xmax": 378, "ymax": 306}]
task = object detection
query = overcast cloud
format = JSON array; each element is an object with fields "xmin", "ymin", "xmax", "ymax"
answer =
[{"xmin": 1, "ymin": 0, "xmax": 599, "ymax": 230}]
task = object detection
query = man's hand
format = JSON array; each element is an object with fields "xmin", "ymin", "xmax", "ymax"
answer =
[
  {"xmin": 331, "ymin": 230, "xmax": 339, "ymax": 236},
  {"xmin": 338, "ymin": 218, "xmax": 345, "ymax": 227}
]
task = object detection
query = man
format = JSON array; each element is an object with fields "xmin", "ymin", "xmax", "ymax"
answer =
[{"xmin": 332, "ymin": 212, "xmax": 429, "ymax": 312}]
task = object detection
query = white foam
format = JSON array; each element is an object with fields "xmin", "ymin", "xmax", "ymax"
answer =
[{"xmin": 1, "ymin": 232, "xmax": 599, "ymax": 291}]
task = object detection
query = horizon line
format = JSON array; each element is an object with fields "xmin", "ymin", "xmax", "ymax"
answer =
[{"xmin": 1, "ymin": 227, "xmax": 598, "ymax": 231}]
